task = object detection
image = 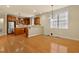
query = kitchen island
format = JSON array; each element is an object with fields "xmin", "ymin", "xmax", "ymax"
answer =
[{"xmin": 14, "ymin": 25, "xmax": 43, "ymax": 38}]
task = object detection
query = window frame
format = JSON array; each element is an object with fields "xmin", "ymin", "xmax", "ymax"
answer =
[{"xmin": 50, "ymin": 10, "xmax": 68, "ymax": 29}]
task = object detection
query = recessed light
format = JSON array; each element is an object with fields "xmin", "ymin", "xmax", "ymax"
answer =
[
  {"xmin": 6, "ymin": 5, "xmax": 10, "ymax": 8},
  {"xmin": 33, "ymin": 10, "xmax": 37, "ymax": 12},
  {"xmin": 39, "ymin": 12, "xmax": 42, "ymax": 14}
]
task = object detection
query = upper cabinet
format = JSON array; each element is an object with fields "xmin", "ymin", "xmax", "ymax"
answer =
[
  {"xmin": 34, "ymin": 16, "xmax": 40, "ymax": 25},
  {"xmin": 17, "ymin": 18, "xmax": 25, "ymax": 25},
  {"xmin": 7, "ymin": 15, "xmax": 16, "ymax": 21},
  {"xmin": 23, "ymin": 17, "xmax": 30, "ymax": 25},
  {"xmin": 7, "ymin": 15, "xmax": 41, "ymax": 25}
]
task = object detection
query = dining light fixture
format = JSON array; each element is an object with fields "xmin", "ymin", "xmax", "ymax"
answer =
[{"xmin": 51, "ymin": 5, "xmax": 53, "ymax": 19}]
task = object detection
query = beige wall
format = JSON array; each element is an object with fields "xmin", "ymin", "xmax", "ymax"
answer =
[
  {"xmin": 40, "ymin": 12, "xmax": 50, "ymax": 35},
  {"xmin": 0, "ymin": 13, "xmax": 7, "ymax": 36},
  {"xmin": 4, "ymin": 14, "xmax": 7, "ymax": 35},
  {"xmin": 40, "ymin": 5, "xmax": 79, "ymax": 41}
]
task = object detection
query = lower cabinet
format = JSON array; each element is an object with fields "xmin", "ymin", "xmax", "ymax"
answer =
[
  {"xmin": 51, "ymin": 43, "xmax": 68, "ymax": 53},
  {"xmin": 14, "ymin": 28, "xmax": 25, "ymax": 35}
]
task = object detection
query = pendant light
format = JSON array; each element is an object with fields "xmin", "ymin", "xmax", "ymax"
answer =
[
  {"xmin": 50, "ymin": 5, "xmax": 53, "ymax": 36},
  {"xmin": 51, "ymin": 5, "xmax": 53, "ymax": 19}
]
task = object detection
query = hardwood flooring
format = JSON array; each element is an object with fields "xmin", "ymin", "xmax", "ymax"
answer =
[
  {"xmin": 0, "ymin": 34, "xmax": 79, "ymax": 53},
  {"xmin": 0, "ymin": 34, "xmax": 52, "ymax": 53}
]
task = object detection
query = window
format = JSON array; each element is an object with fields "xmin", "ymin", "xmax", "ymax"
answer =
[
  {"xmin": 58, "ymin": 11, "xmax": 68, "ymax": 29},
  {"xmin": 50, "ymin": 11, "xmax": 68, "ymax": 29},
  {"xmin": 50, "ymin": 14, "xmax": 58, "ymax": 28}
]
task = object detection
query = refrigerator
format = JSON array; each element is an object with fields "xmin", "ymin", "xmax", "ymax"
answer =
[{"xmin": 8, "ymin": 21, "xmax": 15, "ymax": 34}]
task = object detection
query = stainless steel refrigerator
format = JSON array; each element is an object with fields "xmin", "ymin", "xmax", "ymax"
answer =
[{"xmin": 8, "ymin": 21, "xmax": 15, "ymax": 34}]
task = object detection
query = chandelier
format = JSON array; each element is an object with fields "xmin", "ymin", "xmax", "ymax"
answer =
[{"xmin": 51, "ymin": 5, "xmax": 53, "ymax": 19}]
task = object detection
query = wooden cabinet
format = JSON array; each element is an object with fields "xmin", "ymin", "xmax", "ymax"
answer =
[
  {"xmin": 23, "ymin": 17, "xmax": 30, "ymax": 25},
  {"xmin": 14, "ymin": 28, "xmax": 25, "ymax": 35},
  {"xmin": 24, "ymin": 28, "xmax": 28, "ymax": 37},
  {"xmin": 14, "ymin": 28, "xmax": 28, "ymax": 37},
  {"xmin": 7, "ymin": 15, "xmax": 16, "ymax": 21},
  {"xmin": 7, "ymin": 15, "xmax": 40, "ymax": 25},
  {"xmin": 17, "ymin": 18, "xmax": 24, "ymax": 25},
  {"xmin": 7, "ymin": 15, "xmax": 12, "ymax": 21},
  {"xmin": 34, "ymin": 16, "xmax": 40, "ymax": 25}
]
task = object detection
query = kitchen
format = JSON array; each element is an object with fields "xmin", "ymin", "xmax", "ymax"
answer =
[{"xmin": 7, "ymin": 14, "xmax": 43, "ymax": 37}]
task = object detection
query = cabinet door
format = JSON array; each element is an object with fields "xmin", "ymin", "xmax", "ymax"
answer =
[
  {"xmin": 7, "ymin": 15, "xmax": 12, "ymax": 21},
  {"xmin": 7, "ymin": 15, "xmax": 16, "ymax": 21},
  {"xmin": 24, "ymin": 18, "xmax": 30, "ymax": 25},
  {"xmin": 34, "ymin": 17, "xmax": 40, "ymax": 25}
]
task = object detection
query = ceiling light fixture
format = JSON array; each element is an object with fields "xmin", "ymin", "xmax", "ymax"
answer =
[
  {"xmin": 6, "ymin": 5, "xmax": 10, "ymax": 8},
  {"xmin": 51, "ymin": 5, "xmax": 53, "ymax": 19},
  {"xmin": 33, "ymin": 10, "xmax": 37, "ymax": 13}
]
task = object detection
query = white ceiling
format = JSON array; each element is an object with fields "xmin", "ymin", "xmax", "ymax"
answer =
[
  {"xmin": 0, "ymin": 5, "xmax": 69, "ymax": 17},
  {"xmin": 53, "ymin": 5, "xmax": 69, "ymax": 10}
]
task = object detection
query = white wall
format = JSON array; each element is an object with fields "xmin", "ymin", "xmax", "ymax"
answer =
[
  {"xmin": 28, "ymin": 26, "xmax": 43, "ymax": 37},
  {"xmin": 40, "ymin": 13, "xmax": 51, "ymax": 35}
]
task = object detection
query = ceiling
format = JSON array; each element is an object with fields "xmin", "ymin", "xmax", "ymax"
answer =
[{"xmin": 0, "ymin": 5, "xmax": 69, "ymax": 17}]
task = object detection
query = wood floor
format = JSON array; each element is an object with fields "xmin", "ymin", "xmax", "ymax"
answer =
[
  {"xmin": 0, "ymin": 34, "xmax": 79, "ymax": 53},
  {"xmin": 0, "ymin": 34, "xmax": 52, "ymax": 53}
]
